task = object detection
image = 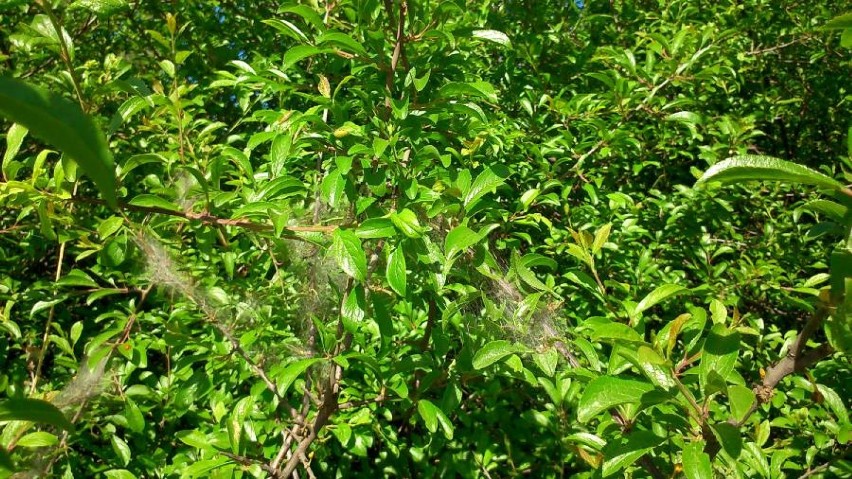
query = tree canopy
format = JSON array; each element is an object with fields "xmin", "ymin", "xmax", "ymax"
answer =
[{"xmin": 0, "ymin": 1, "xmax": 850, "ymax": 478}]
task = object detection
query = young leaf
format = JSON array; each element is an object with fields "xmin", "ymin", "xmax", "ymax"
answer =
[
  {"xmin": 695, "ymin": 155, "xmax": 844, "ymax": 192},
  {"xmin": 386, "ymin": 247, "xmax": 407, "ymax": 296},
  {"xmin": 330, "ymin": 229, "xmax": 367, "ymax": 282},
  {"xmin": 0, "ymin": 78, "xmax": 116, "ymax": 208},
  {"xmin": 592, "ymin": 223, "xmax": 612, "ymax": 254},
  {"xmin": 0, "ymin": 398, "xmax": 73, "ymax": 431}
]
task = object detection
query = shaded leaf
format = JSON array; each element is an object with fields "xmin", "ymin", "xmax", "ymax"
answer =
[
  {"xmin": 0, "ymin": 78, "xmax": 116, "ymax": 207},
  {"xmin": 0, "ymin": 398, "xmax": 73, "ymax": 431}
]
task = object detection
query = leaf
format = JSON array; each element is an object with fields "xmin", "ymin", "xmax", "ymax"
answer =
[
  {"xmin": 577, "ymin": 376, "xmax": 656, "ymax": 423},
  {"xmin": 111, "ymin": 435, "xmax": 131, "ymax": 466},
  {"xmin": 464, "ymin": 167, "xmax": 505, "ymax": 209},
  {"xmin": 3, "ymin": 123, "xmax": 27, "ymax": 175},
  {"xmin": 417, "ymin": 399, "xmax": 454, "ymax": 439},
  {"xmin": 16, "ymin": 431, "xmax": 58, "ymax": 448},
  {"xmin": 592, "ymin": 223, "xmax": 612, "ymax": 254},
  {"xmin": 473, "ymin": 340, "xmax": 519, "ymax": 370},
  {"xmin": 330, "ymin": 229, "xmax": 367, "ymax": 282},
  {"xmin": 587, "ymin": 320, "xmax": 644, "ymax": 343},
  {"xmin": 601, "ymin": 430, "xmax": 665, "ymax": 477},
  {"xmin": 695, "ymin": 155, "xmax": 844, "ymax": 192},
  {"xmin": 390, "ymin": 208, "xmax": 424, "ymax": 238},
  {"xmin": 682, "ymin": 441, "xmax": 712, "ymax": 479},
  {"xmin": 634, "ymin": 284, "xmax": 687, "ymax": 317},
  {"xmin": 283, "ymin": 45, "xmax": 326, "ymax": 69},
  {"xmin": 438, "ymin": 81, "xmax": 499, "ymax": 103},
  {"xmin": 275, "ymin": 358, "xmax": 322, "ymax": 395},
  {"xmin": 317, "ymin": 31, "xmax": 367, "ymax": 57},
  {"xmin": 822, "ymin": 12, "xmax": 852, "ymax": 30},
  {"xmin": 356, "ymin": 218, "xmax": 396, "ymax": 239},
  {"xmin": 0, "ymin": 78, "xmax": 116, "ymax": 208},
  {"xmin": 444, "ymin": 225, "xmax": 482, "ymax": 259},
  {"xmin": 0, "ymin": 398, "xmax": 73, "ymax": 431},
  {"xmin": 698, "ymin": 324, "xmax": 741, "ymax": 395},
  {"xmin": 321, "ymin": 169, "xmax": 347, "ymax": 208},
  {"xmin": 262, "ymin": 19, "xmax": 310, "ymax": 43},
  {"xmin": 471, "ymin": 29, "xmax": 512, "ymax": 47},
  {"xmin": 728, "ymin": 385, "xmax": 755, "ymax": 423},
  {"xmin": 386, "ymin": 247, "xmax": 407, "ymax": 296},
  {"xmin": 128, "ymin": 194, "xmax": 180, "ymax": 212},
  {"xmin": 182, "ymin": 457, "xmax": 232, "ymax": 478},
  {"xmin": 69, "ymin": 0, "xmax": 129, "ymax": 16},
  {"xmin": 104, "ymin": 470, "xmax": 137, "ymax": 479}
]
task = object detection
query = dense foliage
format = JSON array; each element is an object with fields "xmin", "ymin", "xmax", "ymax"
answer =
[{"xmin": 0, "ymin": 1, "xmax": 850, "ymax": 477}]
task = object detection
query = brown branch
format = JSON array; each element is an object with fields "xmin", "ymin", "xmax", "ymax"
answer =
[
  {"xmin": 732, "ymin": 306, "xmax": 834, "ymax": 428},
  {"xmin": 383, "ymin": 0, "xmax": 408, "ymax": 107},
  {"xmin": 65, "ymin": 195, "xmax": 337, "ymax": 235}
]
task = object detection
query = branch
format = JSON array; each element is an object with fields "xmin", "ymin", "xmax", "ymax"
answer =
[
  {"xmin": 65, "ymin": 195, "xmax": 337, "ymax": 235},
  {"xmin": 733, "ymin": 306, "xmax": 834, "ymax": 428}
]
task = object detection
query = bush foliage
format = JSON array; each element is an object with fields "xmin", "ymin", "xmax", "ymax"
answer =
[{"xmin": 0, "ymin": 1, "xmax": 850, "ymax": 478}]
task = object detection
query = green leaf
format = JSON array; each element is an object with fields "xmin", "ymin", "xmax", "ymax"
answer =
[
  {"xmin": 104, "ymin": 470, "xmax": 137, "ymax": 479},
  {"xmin": 128, "ymin": 194, "xmax": 180, "ymax": 212},
  {"xmin": 0, "ymin": 398, "xmax": 73, "ymax": 431},
  {"xmin": 699, "ymin": 324, "xmax": 741, "ymax": 395},
  {"xmin": 682, "ymin": 441, "xmax": 712, "ymax": 479},
  {"xmin": 69, "ymin": 0, "xmax": 129, "ymax": 16},
  {"xmin": 111, "ymin": 435, "xmax": 131, "ymax": 466},
  {"xmin": 275, "ymin": 358, "xmax": 323, "ymax": 396},
  {"xmin": 16, "ymin": 431, "xmax": 58, "ymax": 448},
  {"xmin": 321, "ymin": 169, "xmax": 346, "ymax": 208},
  {"xmin": 471, "ymin": 29, "xmax": 511, "ymax": 47},
  {"xmin": 444, "ymin": 225, "xmax": 482, "ymax": 259},
  {"xmin": 633, "ymin": 284, "xmax": 687, "ymax": 318},
  {"xmin": 390, "ymin": 208, "xmax": 424, "ymax": 238},
  {"xmin": 3, "ymin": 123, "xmax": 27, "ymax": 178},
  {"xmin": 601, "ymin": 430, "xmax": 665, "ymax": 477},
  {"xmin": 182, "ymin": 457, "xmax": 232, "ymax": 478},
  {"xmin": 438, "ymin": 81, "xmax": 498, "ymax": 103},
  {"xmin": 262, "ymin": 19, "xmax": 310, "ymax": 43},
  {"xmin": 586, "ymin": 320, "xmax": 644, "ymax": 343},
  {"xmin": 330, "ymin": 229, "xmax": 367, "ymax": 282},
  {"xmin": 695, "ymin": 155, "xmax": 844, "ymax": 192},
  {"xmin": 316, "ymin": 31, "xmax": 368, "ymax": 57},
  {"xmin": 417, "ymin": 399, "xmax": 454, "ymax": 439},
  {"xmin": 592, "ymin": 223, "xmax": 612, "ymax": 254},
  {"xmin": 728, "ymin": 385, "xmax": 755, "ymax": 423},
  {"xmin": 822, "ymin": 12, "xmax": 852, "ymax": 30},
  {"xmin": 283, "ymin": 45, "xmax": 326, "ymax": 69},
  {"xmin": 464, "ymin": 167, "xmax": 505, "ymax": 209},
  {"xmin": 577, "ymin": 376, "xmax": 656, "ymax": 423},
  {"xmin": 386, "ymin": 247, "xmax": 407, "ymax": 296},
  {"xmin": 356, "ymin": 218, "xmax": 397, "ymax": 239},
  {"xmin": 473, "ymin": 340, "xmax": 519, "ymax": 370},
  {"xmin": 0, "ymin": 78, "xmax": 116, "ymax": 208}
]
